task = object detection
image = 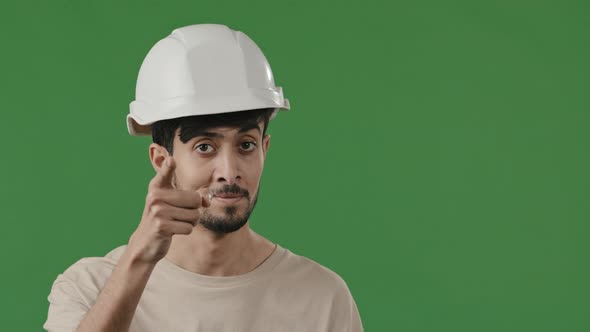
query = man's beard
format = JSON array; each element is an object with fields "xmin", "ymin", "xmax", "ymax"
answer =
[
  {"xmin": 199, "ymin": 184, "xmax": 260, "ymax": 234},
  {"xmin": 199, "ymin": 190, "xmax": 259, "ymax": 234},
  {"xmin": 172, "ymin": 173, "xmax": 259, "ymax": 235}
]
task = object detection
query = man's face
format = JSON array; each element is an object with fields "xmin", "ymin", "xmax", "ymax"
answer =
[{"xmin": 157, "ymin": 122, "xmax": 270, "ymax": 235}]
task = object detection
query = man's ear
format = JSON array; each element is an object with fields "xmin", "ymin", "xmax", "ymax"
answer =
[
  {"xmin": 149, "ymin": 143, "xmax": 170, "ymax": 174},
  {"xmin": 262, "ymin": 134, "xmax": 271, "ymax": 160}
]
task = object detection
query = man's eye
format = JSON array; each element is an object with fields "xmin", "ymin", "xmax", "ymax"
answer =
[
  {"xmin": 241, "ymin": 142, "xmax": 257, "ymax": 151},
  {"xmin": 195, "ymin": 144, "xmax": 215, "ymax": 153}
]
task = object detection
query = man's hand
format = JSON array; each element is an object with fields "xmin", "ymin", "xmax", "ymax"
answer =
[{"xmin": 126, "ymin": 156, "xmax": 210, "ymax": 264}]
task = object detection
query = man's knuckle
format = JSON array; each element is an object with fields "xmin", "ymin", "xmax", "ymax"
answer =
[
  {"xmin": 182, "ymin": 225, "xmax": 193, "ymax": 234},
  {"xmin": 154, "ymin": 218, "xmax": 167, "ymax": 234},
  {"xmin": 147, "ymin": 191, "xmax": 162, "ymax": 206},
  {"xmin": 145, "ymin": 193, "xmax": 155, "ymax": 205},
  {"xmin": 151, "ymin": 205, "xmax": 164, "ymax": 217}
]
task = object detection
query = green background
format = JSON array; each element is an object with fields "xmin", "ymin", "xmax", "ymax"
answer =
[{"xmin": 1, "ymin": 0, "xmax": 588, "ymax": 331}]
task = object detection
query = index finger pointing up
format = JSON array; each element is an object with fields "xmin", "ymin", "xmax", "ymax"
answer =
[{"xmin": 151, "ymin": 156, "xmax": 176, "ymax": 189}]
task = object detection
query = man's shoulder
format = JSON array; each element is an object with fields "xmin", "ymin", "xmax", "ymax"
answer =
[
  {"xmin": 278, "ymin": 247, "xmax": 351, "ymax": 293},
  {"xmin": 279, "ymin": 247, "xmax": 364, "ymax": 331},
  {"xmin": 58, "ymin": 244, "xmax": 128, "ymax": 290}
]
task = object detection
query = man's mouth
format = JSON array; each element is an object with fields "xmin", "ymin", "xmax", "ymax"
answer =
[
  {"xmin": 215, "ymin": 193, "xmax": 243, "ymax": 198},
  {"xmin": 212, "ymin": 193, "xmax": 244, "ymax": 204}
]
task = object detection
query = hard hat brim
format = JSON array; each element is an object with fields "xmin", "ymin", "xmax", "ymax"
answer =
[{"xmin": 127, "ymin": 93, "xmax": 290, "ymax": 136}]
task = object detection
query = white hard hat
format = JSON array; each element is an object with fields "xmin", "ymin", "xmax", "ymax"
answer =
[{"xmin": 126, "ymin": 24, "xmax": 291, "ymax": 136}]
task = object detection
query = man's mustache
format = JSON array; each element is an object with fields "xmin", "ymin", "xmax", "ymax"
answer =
[{"xmin": 214, "ymin": 184, "xmax": 249, "ymax": 199}]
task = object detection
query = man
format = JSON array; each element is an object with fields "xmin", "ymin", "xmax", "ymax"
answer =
[{"xmin": 44, "ymin": 23, "xmax": 363, "ymax": 332}]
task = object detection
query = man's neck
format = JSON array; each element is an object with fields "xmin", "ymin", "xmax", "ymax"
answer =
[{"xmin": 164, "ymin": 222, "xmax": 275, "ymax": 277}]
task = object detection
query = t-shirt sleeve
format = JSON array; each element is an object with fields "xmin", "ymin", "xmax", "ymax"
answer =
[
  {"xmin": 330, "ymin": 277, "xmax": 364, "ymax": 332},
  {"xmin": 349, "ymin": 295, "xmax": 364, "ymax": 332},
  {"xmin": 43, "ymin": 274, "xmax": 90, "ymax": 332}
]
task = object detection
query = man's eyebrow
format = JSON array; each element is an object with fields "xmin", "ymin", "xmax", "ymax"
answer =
[
  {"xmin": 238, "ymin": 123, "xmax": 261, "ymax": 134},
  {"xmin": 191, "ymin": 131, "xmax": 224, "ymax": 139},
  {"xmin": 189, "ymin": 124, "xmax": 261, "ymax": 140}
]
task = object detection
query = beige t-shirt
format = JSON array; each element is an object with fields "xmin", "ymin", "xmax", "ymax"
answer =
[{"xmin": 44, "ymin": 243, "xmax": 364, "ymax": 331}]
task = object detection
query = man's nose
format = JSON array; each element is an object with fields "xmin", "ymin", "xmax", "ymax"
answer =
[{"xmin": 214, "ymin": 150, "xmax": 241, "ymax": 185}]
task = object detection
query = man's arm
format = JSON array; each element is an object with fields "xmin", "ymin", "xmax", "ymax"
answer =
[
  {"xmin": 45, "ymin": 156, "xmax": 208, "ymax": 331},
  {"xmin": 73, "ymin": 251, "xmax": 156, "ymax": 332},
  {"xmin": 76, "ymin": 157, "xmax": 207, "ymax": 332}
]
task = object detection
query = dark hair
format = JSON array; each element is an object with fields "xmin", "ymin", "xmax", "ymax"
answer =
[{"xmin": 151, "ymin": 108, "xmax": 275, "ymax": 155}]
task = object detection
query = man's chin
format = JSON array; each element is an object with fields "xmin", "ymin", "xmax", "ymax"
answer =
[
  {"xmin": 208, "ymin": 204, "xmax": 247, "ymax": 217},
  {"xmin": 198, "ymin": 213, "xmax": 250, "ymax": 234},
  {"xmin": 197, "ymin": 192, "xmax": 258, "ymax": 234}
]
